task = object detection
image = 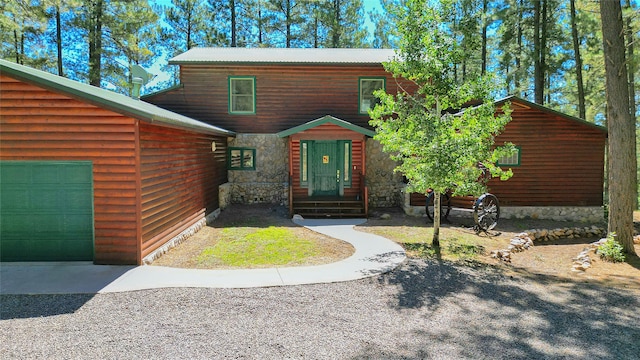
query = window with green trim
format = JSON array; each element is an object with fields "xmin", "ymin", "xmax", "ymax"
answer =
[
  {"xmin": 229, "ymin": 76, "xmax": 256, "ymax": 114},
  {"xmin": 341, "ymin": 141, "xmax": 352, "ymax": 186},
  {"xmin": 300, "ymin": 141, "xmax": 309, "ymax": 186},
  {"xmin": 228, "ymin": 147, "xmax": 256, "ymax": 170},
  {"xmin": 497, "ymin": 146, "xmax": 521, "ymax": 166},
  {"xmin": 359, "ymin": 77, "xmax": 385, "ymax": 114}
]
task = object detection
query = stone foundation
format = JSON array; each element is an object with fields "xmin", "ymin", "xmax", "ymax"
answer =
[
  {"xmin": 500, "ymin": 206, "xmax": 604, "ymax": 223},
  {"xmin": 142, "ymin": 209, "xmax": 221, "ymax": 265},
  {"xmin": 219, "ymin": 182, "xmax": 232, "ymax": 209},
  {"xmin": 402, "ymin": 191, "xmax": 605, "ymax": 223},
  {"xmin": 365, "ymin": 138, "xmax": 405, "ymax": 208},
  {"xmin": 228, "ymin": 134, "xmax": 289, "ymax": 205}
]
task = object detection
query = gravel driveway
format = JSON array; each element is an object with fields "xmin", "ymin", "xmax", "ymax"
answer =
[{"xmin": 2, "ymin": 259, "xmax": 639, "ymax": 359}]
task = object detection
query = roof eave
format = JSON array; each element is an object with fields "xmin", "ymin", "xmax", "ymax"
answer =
[
  {"xmin": 498, "ymin": 95, "xmax": 608, "ymax": 133},
  {"xmin": 277, "ymin": 115, "xmax": 376, "ymax": 138},
  {"xmin": 1, "ymin": 60, "xmax": 234, "ymax": 137}
]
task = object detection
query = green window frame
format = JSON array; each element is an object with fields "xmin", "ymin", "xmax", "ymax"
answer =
[
  {"xmin": 300, "ymin": 141, "xmax": 309, "ymax": 186},
  {"xmin": 497, "ymin": 146, "xmax": 521, "ymax": 167},
  {"xmin": 228, "ymin": 147, "xmax": 256, "ymax": 170},
  {"xmin": 340, "ymin": 140, "xmax": 352, "ymax": 187},
  {"xmin": 228, "ymin": 76, "xmax": 256, "ymax": 114},
  {"xmin": 359, "ymin": 77, "xmax": 386, "ymax": 114}
]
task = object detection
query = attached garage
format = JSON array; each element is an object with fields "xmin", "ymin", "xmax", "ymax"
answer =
[
  {"xmin": 0, "ymin": 59, "xmax": 234, "ymax": 264},
  {"xmin": 1, "ymin": 161, "xmax": 94, "ymax": 261}
]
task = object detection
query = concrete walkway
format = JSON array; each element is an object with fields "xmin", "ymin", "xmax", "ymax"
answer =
[{"xmin": 0, "ymin": 219, "xmax": 406, "ymax": 295}]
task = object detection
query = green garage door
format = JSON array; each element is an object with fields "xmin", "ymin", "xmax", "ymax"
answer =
[{"xmin": 1, "ymin": 161, "xmax": 94, "ymax": 261}]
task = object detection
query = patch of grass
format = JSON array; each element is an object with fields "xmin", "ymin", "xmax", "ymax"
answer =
[
  {"xmin": 197, "ymin": 226, "xmax": 319, "ymax": 267},
  {"xmin": 362, "ymin": 225, "xmax": 497, "ymax": 263}
]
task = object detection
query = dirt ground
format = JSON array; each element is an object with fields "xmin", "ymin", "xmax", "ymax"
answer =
[
  {"xmin": 153, "ymin": 204, "xmax": 640, "ymax": 289},
  {"xmin": 365, "ymin": 207, "xmax": 640, "ymax": 290}
]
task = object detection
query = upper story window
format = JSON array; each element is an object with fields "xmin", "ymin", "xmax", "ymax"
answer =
[
  {"xmin": 359, "ymin": 77, "xmax": 386, "ymax": 114},
  {"xmin": 229, "ymin": 76, "xmax": 256, "ymax": 114}
]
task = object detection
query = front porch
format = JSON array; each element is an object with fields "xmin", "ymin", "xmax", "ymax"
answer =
[{"xmin": 278, "ymin": 115, "xmax": 374, "ymax": 218}]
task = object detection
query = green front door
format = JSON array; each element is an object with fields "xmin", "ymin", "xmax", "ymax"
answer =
[
  {"xmin": 0, "ymin": 161, "xmax": 94, "ymax": 261},
  {"xmin": 311, "ymin": 141, "xmax": 339, "ymax": 196}
]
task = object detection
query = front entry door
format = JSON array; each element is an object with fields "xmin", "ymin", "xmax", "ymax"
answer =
[{"xmin": 311, "ymin": 141, "xmax": 339, "ymax": 196}]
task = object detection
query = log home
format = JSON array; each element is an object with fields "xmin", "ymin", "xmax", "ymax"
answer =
[{"xmin": 150, "ymin": 48, "xmax": 606, "ymax": 222}]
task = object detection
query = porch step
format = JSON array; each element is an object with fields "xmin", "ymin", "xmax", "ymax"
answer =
[{"xmin": 293, "ymin": 199, "xmax": 365, "ymax": 218}]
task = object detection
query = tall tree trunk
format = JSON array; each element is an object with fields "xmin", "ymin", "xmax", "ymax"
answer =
[
  {"xmin": 89, "ymin": 0, "xmax": 103, "ymax": 87},
  {"xmin": 570, "ymin": 0, "xmax": 585, "ymax": 119},
  {"xmin": 533, "ymin": 0, "xmax": 542, "ymax": 103},
  {"xmin": 433, "ymin": 191, "xmax": 440, "ymax": 247},
  {"xmin": 55, "ymin": 5, "xmax": 63, "ymax": 76},
  {"xmin": 286, "ymin": 0, "xmax": 292, "ymax": 48},
  {"xmin": 230, "ymin": 0, "xmax": 237, "ymax": 47},
  {"xmin": 332, "ymin": 0, "xmax": 341, "ymax": 47},
  {"xmin": 600, "ymin": 0, "xmax": 637, "ymax": 255},
  {"xmin": 625, "ymin": 0, "xmax": 638, "ymax": 210},
  {"xmin": 13, "ymin": 30, "xmax": 20, "ymax": 64},
  {"xmin": 515, "ymin": 0, "xmax": 523, "ymax": 94},
  {"xmin": 481, "ymin": 0, "xmax": 487, "ymax": 76}
]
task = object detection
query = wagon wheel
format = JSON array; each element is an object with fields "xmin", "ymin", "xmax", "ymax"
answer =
[
  {"xmin": 425, "ymin": 192, "xmax": 451, "ymax": 222},
  {"xmin": 473, "ymin": 193, "xmax": 500, "ymax": 231}
]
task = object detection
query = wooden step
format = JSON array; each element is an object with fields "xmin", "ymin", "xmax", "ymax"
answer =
[{"xmin": 292, "ymin": 198, "xmax": 365, "ymax": 218}]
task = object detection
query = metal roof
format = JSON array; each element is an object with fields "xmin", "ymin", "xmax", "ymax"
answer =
[
  {"xmin": 0, "ymin": 59, "xmax": 234, "ymax": 136},
  {"xmin": 170, "ymin": 47, "xmax": 397, "ymax": 65},
  {"xmin": 277, "ymin": 115, "xmax": 376, "ymax": 138}
]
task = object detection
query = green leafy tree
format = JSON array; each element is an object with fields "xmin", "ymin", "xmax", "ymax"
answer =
[{"xmin": 369, "ymin": 0, "xmax": 514, "ymax": 246}]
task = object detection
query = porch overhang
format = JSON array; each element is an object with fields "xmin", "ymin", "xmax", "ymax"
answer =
[{"xmin": 276, "ymin": 115, "xmax": 376, "ymax": 138}]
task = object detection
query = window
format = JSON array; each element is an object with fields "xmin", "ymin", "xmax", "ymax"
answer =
[
  {"xmin": 300, "ymin": 141, "xmax": 309, "ymax": 186},
  {"xmin": 497, "ymin": 146, "xmax": 521, "ymax": 166},
  {"xmin": 359, "ymin": 77, "xmax": 385, "ymax": 114},
  {"xmin": 341, "ymin": 141, "xmax": 352, "ymax": 186},
  {"xmin": 229, "ymin": 76, "xmax": 256, "ymax": 114},
  {"xmin": 228, "ymin": 147, "xmax": 256, "ymax": 170}
]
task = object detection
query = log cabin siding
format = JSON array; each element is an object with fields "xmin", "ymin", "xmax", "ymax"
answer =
[
  {"xmin": 409, "ymin": 100, "xmax": 606, "ymax": 208},
  {"xmin": 145, "ymin": 64, "xmax": 410, "ymax": 133},
  {"xmin": 0, "ymin": 75, "xmax": 139, "ymax": 264},
  {"xmin": 487, "ymin": 105, "xmax": 605, "ymax": 206},
  {"xmin": 138, "ymin": 122, "xmax": 227, "ymax": 258}
]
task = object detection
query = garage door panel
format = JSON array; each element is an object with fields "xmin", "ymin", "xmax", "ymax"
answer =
[
  {"xmin": 1, "ymin": 161, "xmax": 94, "ymax": 261},
  {"xmin": 65, "ymin": 189, "xmax": 93, "ymax": 210},
  {"xmin": 64, "ymin": 164, "xmax": 93, "ymax": 183},
  {"xmin": 32, "ymin": 188, "xmax": 61, "ymax": 209},
  {"xmin": 32, "ymin": 165, "xmax": 60, "ymax": 183},
  {"xmin": 2, "ymin": 188, "xmax": 29, "ymax": 209}
]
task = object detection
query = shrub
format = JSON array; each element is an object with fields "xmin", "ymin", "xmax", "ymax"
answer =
[{"xmin": 597, "ymin": 233, "xmax": 626, "ymax": 263}]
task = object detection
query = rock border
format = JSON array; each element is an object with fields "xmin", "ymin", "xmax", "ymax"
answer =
[{"xmin": 490, "ymin": 226, "xmax": 606, "ymax": 263}]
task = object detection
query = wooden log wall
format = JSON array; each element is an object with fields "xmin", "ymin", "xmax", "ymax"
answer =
[
  {"xmin": 138, "ymin": 123, "xmax": 227, "ymax": 259},
  {"xmin": 145, "ymin": 64, "xmax": 414, "ymax": 133},
  {"xmin": 0, "ymin": 75, "xmax": 139, "ymax": 264},
  {"xmin": 487, "ymin": 104, "xmax": 605, "ymax": 206},
  {"xmin": 410, "ymin": 101, "xmax": 606, "ymax": 207}
]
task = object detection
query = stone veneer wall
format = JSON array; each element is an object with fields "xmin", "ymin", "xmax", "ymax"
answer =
[
  {"xmin": 402, "ymin": 191, "xmax": 604, "ymax": 222},
  {"xmin": 365, "ymin": 138, "xmax": 405, "ymax": 208},
  {"xmin": 228, "ymin": 134, "xmax": 288, "ymax": 205}
]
